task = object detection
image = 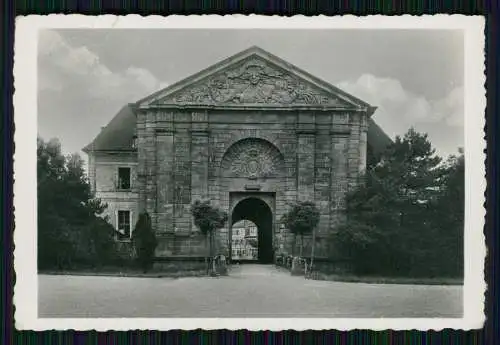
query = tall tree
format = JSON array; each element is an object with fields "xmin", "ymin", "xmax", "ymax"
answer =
[
  {"xmin": 429, "ymin": 150, "xmax": 465, "ymax": 277},
  {"xmin": 37, "ymin": 137, "xmax": 71, "ymax": 268},
  {"xmin": 331, "ymin": 128, "xmax": 454, "ymax": 277},
  {"xmin": 37, "ymin": 137, "xmax": 116, "ymax": 269},
  {"xmin": 191, "ymin": 200, "xmax": 228, "ymax": 274}
]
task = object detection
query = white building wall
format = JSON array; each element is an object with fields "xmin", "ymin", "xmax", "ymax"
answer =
[
  {"xmin": 88, "ymin": 151, "xmax": 140, "ymax": 240},
  {"xmin": 231, "ymin": 220, "xmax": 258, "ymax": 260}
]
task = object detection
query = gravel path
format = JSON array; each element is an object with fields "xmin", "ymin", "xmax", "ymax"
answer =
[{"xmin": 38, "ymin": 264, "xmax": 463, "ymax": 318}]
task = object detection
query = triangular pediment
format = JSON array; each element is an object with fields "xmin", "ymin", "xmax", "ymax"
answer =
[{"xmin": 137, "ymin": 47, "xmax": 375, "ymax": 111}]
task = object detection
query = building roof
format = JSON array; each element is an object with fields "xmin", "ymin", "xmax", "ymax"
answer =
[
  {"xmin": 82, "ymin": 104, "xmax": 137, "ymax": 153},
  {"xmin": 367, "ymin": 118, "xmax": 393, "ymax": 155}
]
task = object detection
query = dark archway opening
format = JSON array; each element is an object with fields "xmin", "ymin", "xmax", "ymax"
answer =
[{"xmin": 231, "ymin": 197, "xmax": 274, "ymax": 264}]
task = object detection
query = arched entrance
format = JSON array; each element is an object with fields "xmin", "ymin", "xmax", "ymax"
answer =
[{"xmin": 231, "ymin": 197, "xmax": 274, "ymax": 264}]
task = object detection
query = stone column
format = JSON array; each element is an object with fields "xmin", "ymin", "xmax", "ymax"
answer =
[
  {"xmin": 297, "ymin": 112, "xmax": 316, "ymax": 201},
  {"xmin": 358, "ymin": 112, "xmax": 369, "ymax": 174},
  {"xmin": 190, "ymin": 112, "xmax": 210, "ymax": 256},
  {"xmin": 330, "ymin": 112, "xmax": 351, "ymax": 230},
  {"xmin": 136, "ymin": 110, "xmax": 147, "ymax": 212},
  {"xmin": 172, "ymin": 112, "xmax": 192, "ymax": 241},
  {"xmin": 313, "ymin": 114, "xmax": 332, "ymax": 256},
  {"xmin": 347, "ymin": 112, "xmax": 362, "ymax": 190},
  {"xmin": 278, "ymin": 126, "xmax": 298, "ymax": 256},
  {"xmin": 156, "ymin": 111, "xmax": 175, "ymax": 234},
  {"xmin": 295, "ymin": 113, "xmax": 316, "ymax": 258},
  {"xmin": 144, "ymin": 111, "xmax": 157, "ymax": 230},
  {"xmin": 191, "ymin": 111, "xmax": 209, "ymax": 201}
]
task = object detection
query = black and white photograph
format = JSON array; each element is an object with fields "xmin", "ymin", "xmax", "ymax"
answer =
[{"xmin": 14, "ymin": 15, "xmax": 485, "ymax": 330}]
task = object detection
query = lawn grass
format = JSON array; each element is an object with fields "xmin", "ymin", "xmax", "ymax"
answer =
[
  {"xmin": 307, "ymin": 272, "xmax": 463, "ymax": 286},
  {"xmin": 39, "ymin": 266, "xmax": 208, "ymax": 279},
  {"xmin": 40, "ymin": 265, "xmax": 463, "ymax": 285},
  {"xmin": 274, "ymin": 264, "xmax": 463, "ymax": 285}
]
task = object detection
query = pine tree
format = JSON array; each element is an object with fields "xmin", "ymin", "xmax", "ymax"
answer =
[
  {"xmin": 331, "ymin": 128, "xmax": 451, "ymax": 276},
  {"xmin": 430, "ymin": 151, "xmax": 464, "ymax": 277}
]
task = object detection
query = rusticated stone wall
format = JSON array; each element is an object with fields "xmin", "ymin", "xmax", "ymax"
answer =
[{"xmin": 135, "ymin": 109, "xmax": 369, "ymax": 259}]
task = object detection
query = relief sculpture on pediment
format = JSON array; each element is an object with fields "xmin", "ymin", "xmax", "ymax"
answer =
[{"xmin": 166, "ymin": 58, "xmax": 345, "ymax": 106}]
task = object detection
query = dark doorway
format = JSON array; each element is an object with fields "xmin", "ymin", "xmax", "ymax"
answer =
[{"xmin": 231, "ymin": 197, "xmax": 274, "ymax": 264}]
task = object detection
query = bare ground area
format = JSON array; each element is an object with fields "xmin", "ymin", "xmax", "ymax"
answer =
[{"xmin": 38, "ymin": 264, "xmax": 463, "ymax": 318}]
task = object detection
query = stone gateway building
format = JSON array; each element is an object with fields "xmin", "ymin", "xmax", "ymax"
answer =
[{"xmin": 83, "ymin": 47, "xmax": 391, "ymax": 263}]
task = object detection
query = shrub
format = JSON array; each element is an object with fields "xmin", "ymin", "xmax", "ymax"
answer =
[
  {"xmin": 191, "ymin": 200, "xmax": 228, "ymax": 274},
  {"xmin": 132, "ymin": 212, "xmax": 158, "ymax": 272},
  {"xmin": 281, "ymin": 201, "xmax": 320, "ymax": 257}
]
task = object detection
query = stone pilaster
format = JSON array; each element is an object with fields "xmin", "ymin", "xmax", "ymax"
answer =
[
  {"xmin": 136, "ymin": 110, "xmax": 147, "ymax": 212},
  {"xmin": 358, "ymin": 112, "xmax": 369, "ymax": 174},
  {"xmin": 156, "ymin": 111, "xmax": 175, "ymax": 234},
  {"xmin": 297, "ymin": 112, "xmax": 316, "ymax": 201},
  {"xmin": 173, "ymin": 112, "xmax": 192, "ymax": 236},
  {"xmin": 190, "ymin": 111, "xmax": 209, "ymax": 201},
  {"xmin": 313, "ymin": 114, "xmax": 332, "ymax": 252},
  {"xmin": 347, "ymin": 112, "xmax": 362, "ymax": 190},
  {"xmin": 330, "ymin": 112, "xmax": 351, "ymax": 229},
  {"xmin": 144, "ymin": 111, "xmax": 157, "ymax": 230},
  {"xmin": 190, "ymin": 112, "xmax": 210, "ymax": 256}
]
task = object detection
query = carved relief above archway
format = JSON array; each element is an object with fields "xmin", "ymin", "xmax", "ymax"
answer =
[{"xmin": 220, "ymin": 138, "xmax": 285, "ymax": 179}]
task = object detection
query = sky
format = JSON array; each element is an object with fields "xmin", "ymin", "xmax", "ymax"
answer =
[{"xmin": 37, "ymin": 29, "xmax": 464, "ymax": 159}]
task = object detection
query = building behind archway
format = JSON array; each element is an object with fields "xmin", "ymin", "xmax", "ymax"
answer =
[
  {"xmin": 231, "ymin": 220, "xmax": 258, "ymax": 261},
  {"xmin": 83, "ymin": 47, "xmax": 392, "ymax": 260}
]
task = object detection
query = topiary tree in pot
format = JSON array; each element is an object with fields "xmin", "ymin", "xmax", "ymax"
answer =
[
  {"xmin": 281, "ymin": 201, "xmax": 320, "ymax": 275},
  {"xmin": 132, "ymin": 212, "xmax": 158, "ymax": 273},
  {"xmin": 191, "ymin": 200, "xmax": 228, "ymax": 275}
]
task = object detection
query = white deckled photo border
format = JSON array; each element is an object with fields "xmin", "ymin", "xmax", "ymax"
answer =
[{"xmin": 13, "ymin": 14, "xmax": 486, "ymax": 331}]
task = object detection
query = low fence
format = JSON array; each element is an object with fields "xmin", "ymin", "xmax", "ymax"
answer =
[{"xmin": 274, "ymin": 254, "xmax": 352, "ymax": 278}]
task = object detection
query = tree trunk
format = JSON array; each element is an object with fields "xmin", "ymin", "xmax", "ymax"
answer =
[
  {"xmin": 300, "ymin": 234, "xmax": 303, "ymax": 257},
  {"xmin": 209, "ymin": 231, "xmax": 212, "ymax": 257},
  {"xmin": 205, "ymin": 233, "xmax": 209, "ymax": 274},
  {"xmin": 310, "ymin": 227, "xmax": 316, "ymax": 272},
  {"xmin": 210, "ymin": 231, "xmax": 216, "ymax": 273}
]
